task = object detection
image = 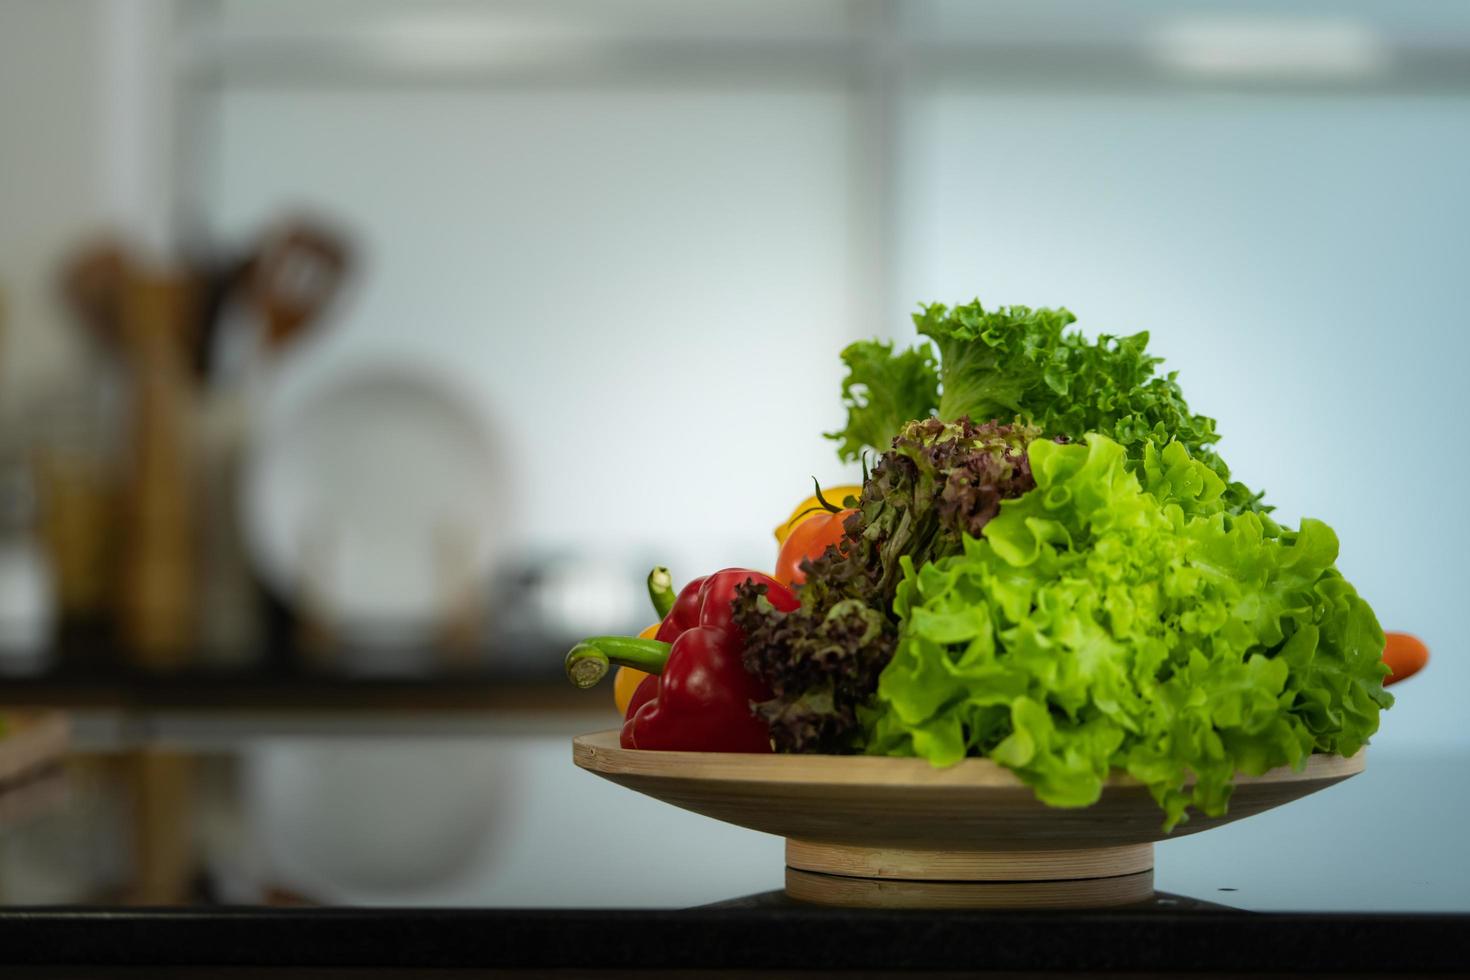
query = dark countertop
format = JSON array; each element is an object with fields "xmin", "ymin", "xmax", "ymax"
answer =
[
  {"xmin": 1, "ymin": 899, "xmax": 1467, "ymax": 976},
  {"xmin": 3, "ymin": 671, "xmax": 1466, "ymax": 975}
]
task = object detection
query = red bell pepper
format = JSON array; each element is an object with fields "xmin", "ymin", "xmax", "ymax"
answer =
[{"xmin": 565, "ymin": 568, "xmax": 799, "ymax": 753}]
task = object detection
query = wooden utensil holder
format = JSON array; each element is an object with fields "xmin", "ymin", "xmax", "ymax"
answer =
[{"xmin": 116, "ymin": 273, "xmax": 197, "ymax": 666}]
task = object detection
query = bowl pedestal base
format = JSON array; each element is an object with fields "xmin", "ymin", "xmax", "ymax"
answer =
[{"xmin": 784, "ymin": 840, "xmax": 1156, "ymax": 909}]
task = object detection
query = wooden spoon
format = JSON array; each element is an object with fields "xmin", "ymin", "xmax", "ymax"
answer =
[{"xmin": 245, "ymin": 221, "xmax": 352, "ymax": 353}]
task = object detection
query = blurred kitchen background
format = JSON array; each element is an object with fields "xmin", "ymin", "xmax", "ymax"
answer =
[{"xmin": 0, "ymin": 0, "xmax": 1465, "ymax": 909}]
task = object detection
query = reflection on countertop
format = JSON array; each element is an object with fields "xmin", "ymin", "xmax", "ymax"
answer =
[{"xmin": 0, "ymin": 712, "xmax": 1466, "ymax": 914}]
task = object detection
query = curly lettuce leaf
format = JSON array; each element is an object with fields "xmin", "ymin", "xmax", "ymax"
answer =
[
  {"xmin": 867, "ymin": 433, "xmax": 1390, "ymax": 829},
  {"xmin": 735, "ymin": 585, "xmax": 896, "ymax": 754},
  {"xmin": 828, "ymin": 299, "xmax": 1262, "ymax": 512},
  {"xmin": 915, "ymin": 301, "xmax": 1079, "ymax": 425},
  {"xmin": 737, "ymin": 419, "xmax": 1045, "ymax": 754},
  {"xmin": 918, "ymin": 299, "xmax": 1259, "ymax": 512},
  {"xmin": 825, "ymin": 340, "xmax": 939, "ymax": 463}
]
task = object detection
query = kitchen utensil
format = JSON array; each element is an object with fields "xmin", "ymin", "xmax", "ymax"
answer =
[
  {"xmin": 57, "ymin": 240, "xmax": 129, "ymax": 352},
  {"xmin": 51, "ymin": 222, "xmax": 353, "ymax": 666},
  {"xmin": 191, "ymin": 219, "xmax": 352, "ymax": 663},
  {"xmin": 187, "ymin": 251, "xmax": 254, "ymax": 383},
  {"xmin": 572, "ymin": 730, "xmax": 1364, "ymax": 909},
  {"xmin": 115, "ymin": 271, "xmax": 198, "ymax": 665},
  {"xmin": 244, "ymin": 221, "xmax": 350, "ymax": 353},
  {"xmin": 241, "ymin": 364, "xmax": 503, "ymax": 668},
  {"xmin": 57, "ymin": 242, "xmax": 199, "ymax": 666},
  {"xmin": 32, "ymin": 393, "xmax": 117, "ymax": 631},
  {"xmin": 195, "ymin": 217, "xmax": 352, "ymax": 385}
]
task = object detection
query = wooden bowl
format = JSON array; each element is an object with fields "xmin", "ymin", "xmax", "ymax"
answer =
[{"xmin": 572, "ymin": 730, "xmax": 1364, "ymax": 908}]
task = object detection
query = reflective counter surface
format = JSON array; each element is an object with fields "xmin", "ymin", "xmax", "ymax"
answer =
[{"xmin": 1, "ymin": 708, "xmax": 1465, "ymax": 912}]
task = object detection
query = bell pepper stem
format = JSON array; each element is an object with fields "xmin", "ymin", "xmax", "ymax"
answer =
[
  {"xmin": 647, "ymin": 566, "xmax": 676, "ymax": 620},
  {"xmin": 565, "ymin": 636, "xmax": 673, "ymax": 690}
]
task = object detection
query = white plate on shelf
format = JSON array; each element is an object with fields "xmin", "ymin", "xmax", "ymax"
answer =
[{"xmin": 241, "ymin": 363, "xmax": 504, "ymax": 662}]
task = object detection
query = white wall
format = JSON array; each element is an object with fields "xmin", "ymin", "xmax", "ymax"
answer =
[
  {"xmin": 205, "ymin": 85, "xmax": 867, "ymax": 580},
  {"xmin": 0, "ymin": 0, "xmax": 109, "ymax": 413}
]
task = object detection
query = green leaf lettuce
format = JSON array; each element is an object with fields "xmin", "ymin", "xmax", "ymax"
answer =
[
  {"xmin": 865, "ymin": 434, "xmax": 1390, "ymax": 829},
  {"xmin": 826, "ymin": 299, "xmax": 1262, "ymax": 512},
  {"xmin": 826, "ymin": 340, "xmax": 939, "ymax": 464}
]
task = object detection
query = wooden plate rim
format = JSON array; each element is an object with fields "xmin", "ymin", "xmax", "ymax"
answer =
[{"xmin": 572, "ymin": 729, "xmax": 1365, "ymax": 789}]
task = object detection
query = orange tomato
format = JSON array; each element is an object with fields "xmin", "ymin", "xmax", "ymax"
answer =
[
  {"xmin": 773, "ymin": 485, "xmax": 863, "ymax": 545},
  {"xmin": 1382, "ymin": 631, "xmax": 1429, "ymax": 686},
  {"xmin": 774, "ymin": 509, "xmax": 854, "ymax": 586},
  {"xmin": 613, "ymin": 623, "xmax": 661, "ymax": 714}
]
